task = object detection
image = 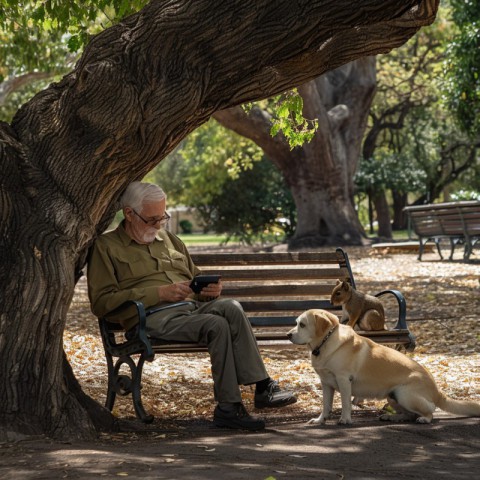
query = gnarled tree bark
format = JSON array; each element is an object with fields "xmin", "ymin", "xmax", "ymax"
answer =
[{"xmin": 0, "ymin": 0, "xmax": 439, "ymax": 440}]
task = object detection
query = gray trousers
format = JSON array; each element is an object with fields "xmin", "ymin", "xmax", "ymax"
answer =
[{"xmin": 145, "ymin": 298, "xmax": 268, "ymax": 403}]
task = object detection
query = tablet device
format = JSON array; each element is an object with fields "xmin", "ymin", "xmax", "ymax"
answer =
[{"xmin": 189, "ymin": 274, "xmax": 221, "ymax": 294}]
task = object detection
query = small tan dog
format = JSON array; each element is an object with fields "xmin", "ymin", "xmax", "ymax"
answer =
[
  {"xmin": 330, "ymin": 279, "xmax": 385, "ymax": 330},
  {"xmin": 288, "ymin": 309, "xmax": 480, "ymax": 425}
]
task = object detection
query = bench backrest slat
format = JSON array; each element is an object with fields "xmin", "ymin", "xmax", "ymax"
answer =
[
  {"xmin": 462, "ymin": 208, "xmax": 480, "ymax": 235},
  {"xmin": 198, "ymin": 266, "xmax": 349, "ymax": 281},
  {"xmin": 240, "ymin": 299, "xmax": 337, "ymax": 313},
  {"xmin": 221, "ymin": 284, "xmax": 337, "ymax": 297},
  {"xmin": 191, "ymin": 251, "xmax": 345, "ymax": 265}
]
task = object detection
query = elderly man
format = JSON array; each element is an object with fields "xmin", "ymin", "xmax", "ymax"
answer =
[{"xmin": 88, "ymin": 181, "xmax": 296, "ymax": 430}]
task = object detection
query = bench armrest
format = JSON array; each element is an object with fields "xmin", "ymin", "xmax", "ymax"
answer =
[
  {"xmin": 374, "ymin": 289, "xmax": 407, "ymax": 330},
  {"xmin": 99, "ymin": 300, "xmax": 195, "ymax": 361},
  {"xmin": 374, "ymin": 289, "xmax": 416, "ymax": 351},
  {"xmin": 99, "ymin": 300, "xmax": 154, "ymax": 360}
]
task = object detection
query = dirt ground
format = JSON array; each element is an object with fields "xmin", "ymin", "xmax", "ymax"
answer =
[
  {"xmin": 1, "ymin": 413, "xmax": 479, "ymax": 480},
  {"xmin": 1, "ymin": 244, "xmax": 479, "ymax": 479}
]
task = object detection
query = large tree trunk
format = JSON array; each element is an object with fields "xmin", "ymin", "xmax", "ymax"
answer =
[
  {"xmin": 0, "ymin": 0, "xmax": 439, "ymax": 440},
  {"xmin": 215, "ymin": 58, "xmax": 377, "ymax": 248}
]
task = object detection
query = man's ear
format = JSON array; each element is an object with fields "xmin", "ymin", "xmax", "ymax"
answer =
[{"xmin": 124, "ymin": 207, "xmax": 133, "ymax": 221}]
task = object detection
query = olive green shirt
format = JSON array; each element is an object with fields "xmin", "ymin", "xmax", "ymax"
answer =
[{"xmin": 87, "ymin": 222, "xmax": 200, "ymax": 329}]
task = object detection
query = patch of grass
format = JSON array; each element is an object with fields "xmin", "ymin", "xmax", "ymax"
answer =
[
  {"xmin": 177, "ymin": 234, "xmax": 229, "ymax": 246},
  {"xmin": 366, "ymin": 229, "xmax": 413, "ymax": 241}
]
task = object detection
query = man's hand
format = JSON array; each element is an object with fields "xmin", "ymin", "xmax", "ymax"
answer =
[
  {"xmin": 158, "ymin": 282, "xmax": 193, "ymax": 302},
  {"xmin": 199, "ymin": 279, "xmax": 222, "ymax": 300}
]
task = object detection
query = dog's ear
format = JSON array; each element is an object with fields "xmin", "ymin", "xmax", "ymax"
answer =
[
  {"xmin": 341, "ymin": 281, "xmax": 350, "ymax": 291},
  {"xmin": 336, "ymin": 279, "xmax": 341, "ymax": 285},
  {"xmin": 313, "ymin": 311, "xmax": 333, "ymax": 337},
  {"xmin": 324, "ymin": 311, "xmax": 340, "ymax": 326}
]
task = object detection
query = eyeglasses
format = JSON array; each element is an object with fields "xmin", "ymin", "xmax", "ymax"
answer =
[{"xmin": 132, "ymin": 209, "xmax": 170, "ymax": 226}]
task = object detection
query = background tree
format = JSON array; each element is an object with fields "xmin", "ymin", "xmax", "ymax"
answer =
[
  {"xmin": 355, "ymin": 151, "xmax": 427, "ymax": 235},
  {"xmin": 149, "ymin": 120, "xmax": 295, "ymax": 243},
  {"xmin": 0, "ymin": 0, "xmax": 439, "ymax": 440},
  {"xmin": 206, "ymin": 157, "xmax": 296, "ymax": 244},
  {"xmin": 214, "ymin": 57, "xmax": 376, "ymax": 248}
]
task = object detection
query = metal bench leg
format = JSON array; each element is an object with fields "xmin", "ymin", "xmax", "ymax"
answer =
[
  {"xmin": 468, "ymin": 238, "xmax": 479, "ymax": 261},
  {"xmin": 463, "ymin": 239, "xmax": 472, "ymax": 261},
  {"xmin": 449, "ymin": 238, "xmax": 455, "ymax": 260},
  {"xmin": 434, "ymin": 238, "xmax": 443, "ymax": 260},
  {"xmin": 104, "ymin": 351, "xmax": 117, "ymax": 412},
  {"xmin": 418, "ymin": 239, "xmax": 426, "ymax": 260},
  {"xmin": 131, "ymin": 354, "xmax": 154, "ymax": 423},
  {"xmin": 109, "ymin": 354, "xmax": 154, "ymax": 424}
]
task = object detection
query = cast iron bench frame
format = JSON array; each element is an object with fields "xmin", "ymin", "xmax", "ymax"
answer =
[{"xmin": 98, "ymin": 248, "xmax": 415, "ymax": 423}]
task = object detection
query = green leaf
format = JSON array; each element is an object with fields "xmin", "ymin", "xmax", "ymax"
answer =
[{"xmin": 67, "ymin": 34, "xmax": 82, "ymax": 52}]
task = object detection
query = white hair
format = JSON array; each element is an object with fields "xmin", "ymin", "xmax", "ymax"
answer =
[{"xmin": 120, "ymin": 181, "xmax": 167, "ymax": 211}]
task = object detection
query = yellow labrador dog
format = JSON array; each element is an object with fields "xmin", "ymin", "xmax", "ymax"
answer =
[{"xmin": 288, "ymin": 309, "xmax": 480, "ymax": 425}]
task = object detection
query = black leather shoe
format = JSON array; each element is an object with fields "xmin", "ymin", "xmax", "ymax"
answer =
[
  {"xmin": 254, "ymin": 380, "xmax": 297, "ymax": 409},
  {"xmin": 213, "ymin": 403, "xmax": 265, "ymax": 431}
]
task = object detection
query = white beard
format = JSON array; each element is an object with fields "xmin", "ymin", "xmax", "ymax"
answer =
[{"xmin": 141, "ymin": 228, "xmax": 159, "ymax": 244}]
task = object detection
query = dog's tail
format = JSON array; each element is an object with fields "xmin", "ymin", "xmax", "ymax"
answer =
[{"xmin": 437, "ymin": 394, "xmax": 480, "ymax": 417}]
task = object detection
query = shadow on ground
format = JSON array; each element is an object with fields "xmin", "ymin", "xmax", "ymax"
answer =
[{"xmin": 1, "ymin": 411, "xmax": 479, "ymax": 479}]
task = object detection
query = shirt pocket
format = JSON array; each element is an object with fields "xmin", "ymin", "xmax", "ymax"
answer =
[
  {"xmin": 163, "ymin": 249, "xmax": 192, "ymax": 276},
  {"xmin": 114, "ymin": 253, "xmax": 147, "ymax": 282}
]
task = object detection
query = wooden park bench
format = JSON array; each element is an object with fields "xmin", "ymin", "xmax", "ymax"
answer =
[
  {"xmin": 98, "ymin": 248, "xmax": 415, "ymax": 423},
  {"xmin": 404, "ymin": 201, "xmax": 480, "ymax": 261}
]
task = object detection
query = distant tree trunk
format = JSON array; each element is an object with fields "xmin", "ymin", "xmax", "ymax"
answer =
[
  {"xmin": 392, "ymin": 191, "xmax": 408, "ymax": 230},
  {"xmin": 0, "ymin": 0, "xmax": 439, "ymax": 440},
  {"xmin": 372, "ymin": 191, "xmax": 393, "ymax": 239},
  {"xmin": 215, "ymin": 57, "xmax": 378, "ymax": 248},
  {"xmin": 362, "ymin": 144, "xmax": 394, "ymax": 239}
]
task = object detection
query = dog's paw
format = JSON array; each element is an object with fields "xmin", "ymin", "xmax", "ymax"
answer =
[
  {"xmin": 415, "ymin": 416, "xmax": 432, "ymax": 424},
  {"xmin": 352, "ymin": 397, "xmax": 365, "ymax": 407},
  {"xmin": 337, "ymin": 417, "xmax": 352, "ymax": 425},
  {"xmin": 307, "ymin": 416, "xmax": 326, "ymax": 426}
]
